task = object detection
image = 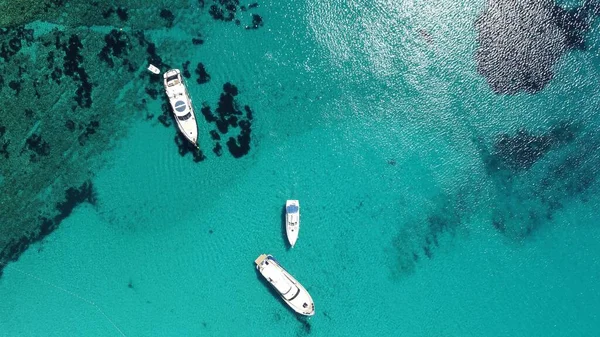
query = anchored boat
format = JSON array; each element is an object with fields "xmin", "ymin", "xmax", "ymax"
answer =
[
  {"xmin": 163, "ymin": 69, "xmax": 198, "ymax": 147},
  {"xmin": 255, "ymin": 254, "xmax": 315, "ymax": 316},
  {"xmin": 285, "ymin": 200, "xmax": 300, "ymax": 247}
]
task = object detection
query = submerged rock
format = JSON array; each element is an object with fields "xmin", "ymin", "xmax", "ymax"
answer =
[{"xmin": 475, "ymin": 0, "xmax": 600, "ymax": 94}]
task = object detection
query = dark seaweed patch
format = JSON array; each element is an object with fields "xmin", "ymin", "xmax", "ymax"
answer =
[
  {"xmin": 133, "ymin": 31, "xmax": 170, "ymax": 70},
  {"xmin": 0, "ymin": 26, "xmax": 34, "ymax": 62},
  {"xmin": 213, "ymin": 142, "xmax": 223, "ymax": 156},
  {"xmin": 78, "ymin": 120, "xmax": 100, "ymax": 145},
  {"xmin": 476, "ymin": 122, "xmax": 599, "ymax": 239},
  {"xmin": 0, "ymin": 140, "xmax": 9, "ymax": 159},
  {"xmin": 160, "ymin": 9, "xmax": 175, "ymax": 28},
  {"xmin": 102, "ymin": 7, "xmax": 115, "ymax": 18},
  {"xmin": 8, "ymin": 80, "xmax": 21, "ymax": 95},
  {"xmin": 182, "ymin": 61, "xmax": 191, "ymax": 78},
  {"xmin": 0, "ymin": 181, "xmax": 95, "ymax": 277},
  {"xmin": 245, "ymin": 14, "xmax": 263, "ymax": 30},
  {"xmin": 392, "ymin": 193, "xmax": 466, "ymax": 277},
  {"xmin": 145, "ymin": 87, "xmax": 158, "ymax": 100},
  {"xmin": 60, "ymin": 34, "xmax": 93, "ymax": 108},
  {"xmin": 209, "ymin": 130, "xmax": 220, "ymax": 140},
  {"xmin": 98, "ymin": 29, "xmax": 131, "ymax": 68},
  {"xmin": 51, "ymin": 67, "xmax": 62, "ymax": 84},
  {"xmin": 205, "ymin": 0, "xmax": 263, "ymax": 28},
  {"xmin": 200, "ymin": 82, "xmax": 254, "ymax": 158},
  {"xmin": 195, "ymin": 62, "xmax": 211, "ymax": 84},
  {"xmin": 0, "ymin": 125, "xmax": 8, "ymax": 159},
  {"xmin": 65, "ymin": 120, "xmax": 75, "ymax": 131},
  {"xmin": 485, "ymin": 122, "xmax": 578, "ymax": 174},
  {"xmin": 25, "ymin": 134, "xmax": 51, "ymax": 159},
  {"xmin": 192, "ymin": 38, "xmax": 204, "ymax": 45},
  {"xmin": 475, "ymin": 0, "xmax": 600, "ymax": 94},
  {"xmin": 100, "ymin": 6, "xmax": 129, "ymax": 21},
  {"xmin": 46, "ymin": 51, "xmax": 55, "ymax": 68},
  {"xmin": 201, "ymin": 104, "xmax": 217, "ymax": 123},
  {"xmin": 226, "ymin": 119, "xmax": 251, "ymax": 158},
  {"xmin": 158, "ymin": 98, "xmax": 173, "ymax": 127},
  {"xmin": 116, "ymin": 7, "xmax": 129, "ymax": 21}
]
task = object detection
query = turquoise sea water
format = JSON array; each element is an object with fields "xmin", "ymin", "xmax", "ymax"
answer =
[{"xmin": 1, "ymin": 0, "xmax": 600, "ymax": 336}]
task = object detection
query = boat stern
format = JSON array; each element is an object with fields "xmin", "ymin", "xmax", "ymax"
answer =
[{"xmin": 255, "ymin": 254, "xmax": 269, "ymax": 267}]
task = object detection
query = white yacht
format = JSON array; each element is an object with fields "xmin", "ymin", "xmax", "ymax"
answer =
[
  {"xmin": 255, "ymin": 254, "xmax": 315, "ymax": 316},
  {"xmin": 163, "ymin": 69, "xmax": 198, "ymax": 147},
  {"xmin": 285, "ymin": 200, "xmax": 300, "ymax": 247}
]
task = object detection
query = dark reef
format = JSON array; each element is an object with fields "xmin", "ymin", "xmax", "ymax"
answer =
[
  {"xmin": 0, "ymin": 26, "xmax": 34, "ymax": 62},
  {"xmin": 195, "ymin": 62, "xmax": 211, "ymax": 84},
  {"xmin": 392, "ymin": 188, "xmax": 475, "ymax": 278},
  {"xmin": 160, "ymin": 9, "xmax": 175, "ymax": 28},
  {"xmin": 78, "ymin": 120, "xmax": 100, "ymax": 145},
  {"xmin": 8, "ymin": 80, "xmax": 21, "ymax": 95},
  {"xmin": 182, "ymin": 61, "xmax": 191, "ymax": 78},
  {"xmin": 158, "ymin": 96, "xmax": 173, "ymax": 127},
  {"xmin": 0, "ymin": 125, "xmax": 9, "ymax": 159},
  {"xmin": 245, "ymin": 14, "xmax": 263, "ymax": 30},
  {"xmin": 204, "ymin": 0, "xmax": 264, "ymax": 29},
  {"xmin": 477, "ymin": 122, "xmax": 599, "ymax": 239},
  {"xmin": 484, "ymin": 122, "xmax": 578, "ymax": 174},
  {"xmin": 59, "ymin": 33, "xmax": 93, "ymax": 108},
  {"xmin": 134, "ymin": 30, "xmax": 170, "ymax": 70},
  {"xmin": 25, "ymin": 134, "xmax": 51, "ymax": 160},
  {"xmin": 98, "ymin": 29, "xmax": 131, "ymax": 68},
  {"xmin": 475, "ymin": 0, "xmax": 600, "ymax": 94},
  {"xmin": 0, "ymin": 181, "xmax": 95, "ymax": 278},
  {"xmin": 102, "ymin": 6, "xmax": 129, "ymax": 21}
]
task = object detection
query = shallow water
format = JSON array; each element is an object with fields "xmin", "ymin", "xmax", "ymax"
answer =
[{"xmin": 1, "ymin": 0, "xmax": 600, "ymax": 336}]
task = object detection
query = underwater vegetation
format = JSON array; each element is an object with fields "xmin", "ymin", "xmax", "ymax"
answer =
[
  {"xmin": 0, "ymin": 181, "xmax": 95, "ymax": 277},
  {"xmin": 0, "ymin": 2, "xmax": 262, "ymax": 276},
  {"xmin": 475, "ymin": 0, "xmax": 600, "ymax": 94},
  {"xmin": 392, "ymin": 121, "xmax": 600, "ymax": 278},
  {"xmin": 204, "ymin": 0, "xmax": 264, "ymax": 29},
  {"xmin": 199, "ymin": 82, "xmax": 254, "ymax": 159},
  {"xmin": 482, "ymin": 122, "xmax": 599, "ymax": 239}
]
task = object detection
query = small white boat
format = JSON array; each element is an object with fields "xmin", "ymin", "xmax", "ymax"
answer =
[
  {"xmin": 255, "ymin": 254, "xmax": 315, "ymax": 316},
  {"xmin": 147, "ymin": 64, "xmax": 160, "ymax": 74},
  {"xmin": 285, "ymin": 200, "xmax": 300, "ymax": 247},
  {"xmin": 163, "ymin": 69, "xmax": 198, "ymax": 147}
]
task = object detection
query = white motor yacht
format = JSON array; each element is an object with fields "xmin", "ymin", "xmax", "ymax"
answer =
[
  {"xmin": 285, "ymin": 200, "xmax": 300, "ymax": 247},
  {"xmin": 255, "ymin": 254, "xmax": 315, "ymax": 316},
  {"xmin": 163, "ymin": 69, "xmax": 198, "ymax": 147}
]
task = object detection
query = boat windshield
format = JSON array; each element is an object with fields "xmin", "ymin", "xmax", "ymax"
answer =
[
  {"xmin": 262, "ymin": 264, "xmax": 293, "ymax": 295},
  {"xmin": 178, "ymin": 112, "xmax": 192, "ymax": 121},
  {"xmin": 286, "ymin": 205, "xmax": 299, "ymax": 213}
]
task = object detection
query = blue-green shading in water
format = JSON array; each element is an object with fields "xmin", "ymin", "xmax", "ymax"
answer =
[{"xmin": 0, "ymin": 0, "xmax": 599, "ymax": 336}]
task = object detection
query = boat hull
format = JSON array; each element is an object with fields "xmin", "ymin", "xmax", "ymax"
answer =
[
  {"xmin": 255, "ymin": 254, "xmax": 315, "ymax": 316},
  {"xmin": 174, "ymin": 114, "xmax": 198, "ymax": 146},
  {"xmin": 285, "ymin": 200, "xmax": 300, "ymax": 247},
  {"xmin": 163, "ymin": 69, "xmax": 199, "ymax": 147}
]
